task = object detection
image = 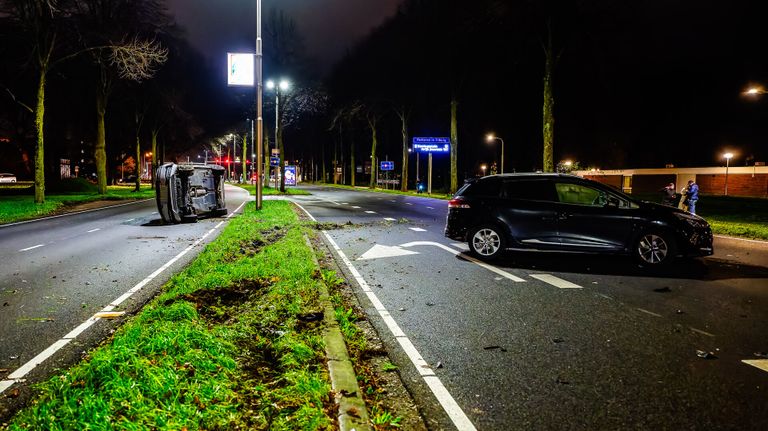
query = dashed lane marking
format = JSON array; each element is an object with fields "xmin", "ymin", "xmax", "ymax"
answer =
[
  {"xmin": 406, "ymin": 203, "xmax": 413, "ymax": 205},
  {"xmin": 450, "ymin": 242, "xmax": 469, "ymax": 251},
  {"xmin": 125, "ymin": 218, "xmax": 135, "ymax": 222},
  {"xmin": 530, "ymin": 274, "xmax": 583, "ymax": 289},
  {"xmin": 87, "ymin": 228, "xmax": 100, "ymax": 233},
  {"xmin": 19, "ymin": 244, "xmax": 44, "ymax": 252},
  {"xmin": 742, "ymin": 360, "xmax": 768, "ymax": 373},
  {"xmin": 426, "ymin": 206, "xmax": 435, "ymax": 209},
  {"xmin": 384, "ymin": 217, "xmax": 397, "ymax": 221},
  {"xmin": 689, "ymin": 327, "xmax": 716, "ymax": 337},
  {"xmin": 410, "ymin": 227, "xmax": 427, "ymax": 232},
  {"xmin": 636, "ymin": 308, "xmax": 662, "ymax": 317},
  {"xmin": 365, "ymin": 210, "xmax": 377, "ymax": 214},
  {"xmin": 352, "ymin": 206, "xmax": 361, "ymax": 209}
]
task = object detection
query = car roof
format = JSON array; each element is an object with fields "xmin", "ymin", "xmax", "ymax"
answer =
[{"xmin": 477, "ymin": 173, "xmax": 580, "ymax": 180}]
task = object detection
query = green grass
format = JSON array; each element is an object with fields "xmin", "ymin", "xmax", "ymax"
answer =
[
  {"xmin": 314, "ymin": 182, "xmax": 452, "ymax": 200},
  {"xmin": 234, "ymin": 184, "xmax": 311, "ymax": 196},
  {"xmin": 0, "ymin": 186, "xmax": 155, "ymax": 224},
  {"xmin": 632, "ymin": 193, "xmax": 768, "ymax": 240},
  {"xmin": 4, "ymin": 201, "xmax": 334, "ymax": 431}
]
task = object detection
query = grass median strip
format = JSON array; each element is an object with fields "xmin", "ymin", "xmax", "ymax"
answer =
[{"xmin": 4, "ymin": 201, "xmax": 336, "ymax": 430}]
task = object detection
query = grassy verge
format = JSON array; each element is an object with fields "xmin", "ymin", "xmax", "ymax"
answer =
[
  {"xmin": 313, "ymin": 182, "xmax": 452, "ymax": 200},
  {"xmin": 0, "ymin": 186, "xmax": 155, "ymax": 225},
  {"xmin": 234, "ymin": 184, "xmax": 311, "ymax": 196},
  {"xmin": 632, "ymin": 193, "xmax": 768, "ymax": 240},
  {"xmin": 4, "ymin": 201, "xmax": 335, "ymax": 430}
]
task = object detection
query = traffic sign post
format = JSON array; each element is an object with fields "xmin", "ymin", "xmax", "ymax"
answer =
[{"xmin": 412, "ymin": 137, "xmax": 449, "ymax": 195}]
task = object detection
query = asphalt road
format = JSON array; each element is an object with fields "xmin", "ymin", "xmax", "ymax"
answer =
[
  {"xmin": 294, "ymin": 184, "xmax": 768, "ymax": 431},
  {"xmin": 0, "ymin": 184, "xmax": 250, "ymax": 418}
]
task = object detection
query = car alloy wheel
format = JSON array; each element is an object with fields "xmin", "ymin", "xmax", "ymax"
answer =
[
  {"xmin": 636, "ymin": 233, "xmax": 670, "ymax": 265},
  {"xmin": 471, "ymin": 227, "xmax": 503, "ymax": 259}
]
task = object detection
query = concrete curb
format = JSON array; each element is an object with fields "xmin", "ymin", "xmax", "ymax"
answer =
[{"xmin": 305, "ymin": 234, "xmax": 371, "ymax": 431}]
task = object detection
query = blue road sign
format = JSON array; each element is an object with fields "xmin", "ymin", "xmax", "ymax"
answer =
[
  {"xmin": 285, "ymin": 165, "xmax": 297, "ymax": 186},
  {"xmin": 412, "ymin": 137, "xmax": 450, "ymax": 153},
  {"xmin": 380, "ymin": 161, "xmax": 394, "ymax": 171},
  {"xmin": 269, "ymin": 156, "xmax": 280, "ymax": 167}
]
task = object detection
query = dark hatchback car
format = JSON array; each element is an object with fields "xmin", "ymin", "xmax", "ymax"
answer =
[{"xmin": 445, "ymin": 174, "xmax": 713, "ymax": 265}]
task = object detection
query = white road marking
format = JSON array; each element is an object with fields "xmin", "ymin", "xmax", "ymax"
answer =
[
  {"xmin": 19, "ymin": 244, "xmax": 44, "ymax": 252},
  {"xmin": 384, "ymin": 217, "xmax": 397, "ymax": 221},
  {"xmin": 0, "ymin": 199, "xmax": 152, "ymax": 229},
  {"xmin": 426, "ymin": 206, "xmax": 435, "ymax": 210},
  {"xmin": 530, "ymin": 274, "xmax": 583, "ymax": 289},
  {"xmin": 321, "ymin": 233, "xmax": 477, "ymax": 431},
  {"xmin": 410, "ymin": 227, "xmax": 427, "ymax": 232},
  {"xmin": 635, "ymin": 308, "xmax": 662, "ymax": 317},
  {"xmin": 406, "ymin": 203, "xmax": 413, "ymax": 205},
  {"xmin": 450, "ymin": 242, "xmax": 469, "ymax": 251},
  {"xmin": 399, "ymin": 241, "xmax": 527, "ymax": 282},
  {"xmin": 87, "ymin": 228, "xmax": 100, "ymax": 233},
  {"xmin": 365, "ymin": 210, "xmax": 377, "ymax": 214},
  {"xmin": 742, "ymin": 359, "xmax": 768, "ymax": 373},
  {"xmin": 125, "ymin": 218, "xmax": 135, "ymax": 222},
  {"xmin": 341, "ymin": 202, "xmax": 349, "ymax": 205},
  {"xmin": 0, "ymin": 212, "xmax": 234, "ymax": 395},
  {"xmin": 352, "ymin": 206, "xmax": 361, "ymax": 209},
  {"xmin": 357, "ymin": 244, "xmax": 420, "ymax": 260},
  {"xmin": 689, "ymin": 327, "xmax": 716, "ymax": 337}
]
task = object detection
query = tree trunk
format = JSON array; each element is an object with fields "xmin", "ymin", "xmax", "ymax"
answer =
[
  {"xmin": 95, "ymin": 90, "xmax": 108, "ymax": 194},
  {"xmin": 369, "ymin": 121, "xmax": 378, "ymax": 189},
  {"xmin": 134, "ymin": 132, "xmax": 141, "ymax": 192},
  {"xmin": 321, "ymin": 142, "xmax": 326, "ymax": 184},
  {"xmin": 278, "ymin": 115, "xmax": 285, "ymax": 192},
  {"xmin": 450, "ymin": 97, "xmax": 459, "ymax": 194},
  {"xmin": 242, "ymin": 135, "xmax": 247, "ymax": 183},
  {"xmin": 151, "ymin": 131, "xmax": 158, "ymax": 189},
  {"xmin": 542, "ymin": 25, "xmax": 555, "ymax": 173},
  {"xmin": 34, "ymin": 70, "xmax": 47, "ymax": 204},
  {"xmin": 400, "ymin": 113, "xmax": 409, "ymax": 192},
  {"xmin": 350, "ymin": 136, "xmax": 355, "ymax": 187}
]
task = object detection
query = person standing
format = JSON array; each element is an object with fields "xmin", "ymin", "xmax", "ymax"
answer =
[{"xmin": 684, "ymin": 179, "xmax": 699, "ymax": 214}]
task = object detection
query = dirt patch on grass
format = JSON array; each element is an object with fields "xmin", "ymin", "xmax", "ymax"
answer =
[
  {"xmin": 175, "ymin": 278, "xmax": 272, "ymax": 324},
  {"xmin": 231, "ymin": 227, "xmax": 287, "ymax": 260}
]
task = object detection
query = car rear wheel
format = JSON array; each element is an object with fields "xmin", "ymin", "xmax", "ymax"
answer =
[
  {"xmin": 469, "ymin": 225, "xmax": 506, "ymax": 260},
  {"xmin": 635, "ymin": 232, "xmax": 675, "ymax": 265}
]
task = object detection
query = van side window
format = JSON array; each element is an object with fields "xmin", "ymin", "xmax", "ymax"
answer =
[
  {"xmin": 500, "ymin": 180, "xmax": 557, "ymax": 201},
  {"xmin": 463, "ymin": 178, "xmax": 501, "ymax": 197}
]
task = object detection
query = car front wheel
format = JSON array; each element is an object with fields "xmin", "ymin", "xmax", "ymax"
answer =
[
  {"xmin": 634, "ymin": 232, "xmax": 675, "ymax": 265},
  {"xmin": 469, "ymin": 225, "xmax": 506, "ymax": 260}
]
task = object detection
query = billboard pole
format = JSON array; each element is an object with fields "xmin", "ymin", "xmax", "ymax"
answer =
[{"xmin": 255, "ymin": 0, "xmax": 263, "ymax": 210}]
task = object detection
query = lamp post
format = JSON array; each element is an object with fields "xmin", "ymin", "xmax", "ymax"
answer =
[
  {"xmin": 486, "ymin": 134, "xmax": 505, "ymax": 174},
  {"xmin": 480, "ymin": 164, "xmax": 487, "ymax": 176},
  {"xmin": 266, "ymin": 79, "xmax": 290, "ymax": 187},
  {"xmin": 724, "ymin": 152, "xmax": 734, "ymax": 196}
]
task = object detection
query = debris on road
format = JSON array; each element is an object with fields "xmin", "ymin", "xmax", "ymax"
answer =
[
  {"xmin": 425, "ymin": 302, "xmax": 435, "ymax": 306},
  {"xmin": 483, "ymin": 345, "xmax": 507, "ymax": 352},
  {"xmin": 435, "ymin": 361, "xmax": 443, "ymax": 369},
  {"xmin": 94, "ymin": 311, "xmax": 126, "ymax": 319},
  {"xmin": 754, "ymin": 352, "xmax": 768, "ymax": 358},
  {"xmin": 696, "ymin": 350, "xmax": 717, "ymax": 359},
  {"xmin": 552, "ymin": 337, "xmax": 565, "ymax": 343}
]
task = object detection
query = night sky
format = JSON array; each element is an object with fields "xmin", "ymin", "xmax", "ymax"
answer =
[{"xmin": 166, "ymin": 0, "xmax": 401, "ymax": 73}]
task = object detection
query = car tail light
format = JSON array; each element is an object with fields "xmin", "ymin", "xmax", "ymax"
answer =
[{"xmin": 448, "ymin": 198, "xmax": 470, "ymax": 209}]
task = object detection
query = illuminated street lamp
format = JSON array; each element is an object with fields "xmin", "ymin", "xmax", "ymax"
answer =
[
  {"xmin": 724, "ymin": 152, "xmax": 734, "ymax": 196},
  {"xmin": 480, "ymin": 164, "xmax": 487, "ymax": 176},
  {"xmin": 745, "ymin": 86, "xmax": 766, "ymax": 95},
  {"xmin": 486, "ymin": 134, "xmax": 505, "ymax": 174}
]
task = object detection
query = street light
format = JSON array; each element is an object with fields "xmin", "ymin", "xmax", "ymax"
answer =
[
  {"xmin": 486, "ymin": 134, "xmax": 505, "ymax": 174},
  {"xmin": 480, "ymin": 164, "xmax": 487, "ymax": 176},
  {"xmin": 724, "ymin": 152, "xmax": 734, "ymax": 196},
  {"xmin": 265, "ymin": 78, "xmax": 290, "ymax": 187}
]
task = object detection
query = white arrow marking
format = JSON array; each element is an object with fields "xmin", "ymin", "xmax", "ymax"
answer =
[
  {"xmin": 399, "ymin": 241, "xmax": 526, "ymax": 282},
  {"xmin": 357, "ymin": 244, "xmax": 420, "ymax": 260},
  {"xmin": 742, "ymin": 359, "xmax": 768, "ymax": 373}
]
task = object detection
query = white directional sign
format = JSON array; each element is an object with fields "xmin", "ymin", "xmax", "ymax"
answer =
[{"xmin": 357, "ymin": 244, "xmax": 419, "ymax": 261}]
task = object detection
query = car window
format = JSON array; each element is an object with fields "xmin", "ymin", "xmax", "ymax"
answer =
[
  {"xmin": 500, "ymin": 179, "xmax": 556, "ymax": 201},
  {"xmin": 555, "ymin": 182, "xmax": 607, "ymax": 207},
  {"xmin": 462, "ymin": 177, "xmax": 501, "ymax": 197}
]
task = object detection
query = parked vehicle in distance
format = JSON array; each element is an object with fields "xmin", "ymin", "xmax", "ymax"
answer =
[
  {"xmin": 155, "ymin": 163, "xmax": 227, "ymax": 223},
  {"xmin": 0, "ymin": 173, "xmax": 17, "ymax": 183},
  {"xmin": 444, "ymin": 173, "xmax": 713, "ymax": 265}
]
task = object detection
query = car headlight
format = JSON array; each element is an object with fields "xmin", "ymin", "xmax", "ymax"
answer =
[{"xmin": 673, "ymin": 212, "xmax": 707, "ymax": 228}]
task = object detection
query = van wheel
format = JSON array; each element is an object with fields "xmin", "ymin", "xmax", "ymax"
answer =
[
  {"xmin": 469, "ymin": 225, "xmax": 506, "ymax": 260},
  {"xmin": 634, "ymin": 232, "xmax": 675, "ymax": 265}
]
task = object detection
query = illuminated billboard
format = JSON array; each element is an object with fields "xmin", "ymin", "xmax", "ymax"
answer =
[
  {"xmin": 412, "ymin": 137, "xmax": 450, "ymax": 153},
  {"xmin": 227, "ymin": 53, "xmax": 254, "ymax": 86}
]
